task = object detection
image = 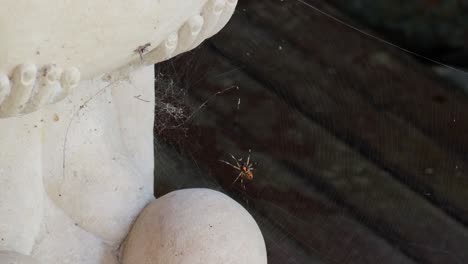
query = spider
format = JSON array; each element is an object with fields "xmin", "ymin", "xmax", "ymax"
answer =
[
  {"xmin": 134, "ymin": 42, "xmax": 151, "ymax": 60},
  {"xmin": 219, "ymin": 149, "xmax": 257, "ymax": 190}
]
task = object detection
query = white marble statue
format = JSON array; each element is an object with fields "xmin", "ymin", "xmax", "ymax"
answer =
[{"xmin": 0, "ymin": 0, "xmax": 267, "ymax": 263}]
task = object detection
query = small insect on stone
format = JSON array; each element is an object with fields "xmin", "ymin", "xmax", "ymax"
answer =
[
  {"xmin": 134, "ymin": 43, "xmax": 151, "ymax": 60},
  {"xmin": 219, "ymin": 149, "xmax": 257, "ymax": 191}
]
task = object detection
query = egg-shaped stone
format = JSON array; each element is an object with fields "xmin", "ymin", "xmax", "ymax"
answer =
[{"xmin": 122, "ymin": 188, "xmax": 267, "ymax": 264}]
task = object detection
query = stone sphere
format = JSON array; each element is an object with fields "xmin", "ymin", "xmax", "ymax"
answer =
[
  {"xmin": 0, "ymin": 251, "xmax": 40, "ymax": 264},
  {"xmin": 122, "ymin": 188, "xmax": 267, "ymax": 264}
]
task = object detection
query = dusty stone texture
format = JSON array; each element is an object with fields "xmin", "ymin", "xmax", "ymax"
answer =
[
  {"xmin": 0, "ymin": 251, "xmax": 40, "ymax": 264},
  {"xmin": 122, "ymin": 188, "xmax": 267, "ymax": 264}
]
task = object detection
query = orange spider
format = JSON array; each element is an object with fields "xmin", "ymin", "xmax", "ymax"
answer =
[{"xmin": 219, "ymin": 149, "xmax": 256, "ymax": 189}]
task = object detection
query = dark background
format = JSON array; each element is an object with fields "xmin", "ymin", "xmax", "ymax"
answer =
[{"xmin": 153, "ymin": 1, "xmax": 468, "ymax": 263}]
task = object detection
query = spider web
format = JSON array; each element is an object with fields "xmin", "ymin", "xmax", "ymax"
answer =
[{"xmin": 153, "ymin": 1, "xmax": 468, "ymax": 264}]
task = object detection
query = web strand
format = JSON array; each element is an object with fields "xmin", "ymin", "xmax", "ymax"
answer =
[{"xmin": 294, "ymin": 0, "xmax": 468, "ymax": 76}]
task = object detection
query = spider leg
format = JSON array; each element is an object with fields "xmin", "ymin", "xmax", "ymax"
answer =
[
  {"xmin": 241, "ymin": 178, "xmax": 246, "ymax": 191},
  {"xmin": 237, "ymin": 178, "xmax": 249, "ymax": 205},
  {"xmin": 229, "ymin": 154, "xmax": 243, "ymax": 168},
  {"xmin": 229, "ymin": 154, "xmax": 238, "ymax": 162},
  {"xmin": 229, "ymin": 172, "xmax": 243, "ymax": 188},
  {"xmin": 219, "ymin": 160, "xmax": 241, "ymax": 170},
  {"xmin": 246, "ymin": 149, "xmax": 251, "ymax": 165}
]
